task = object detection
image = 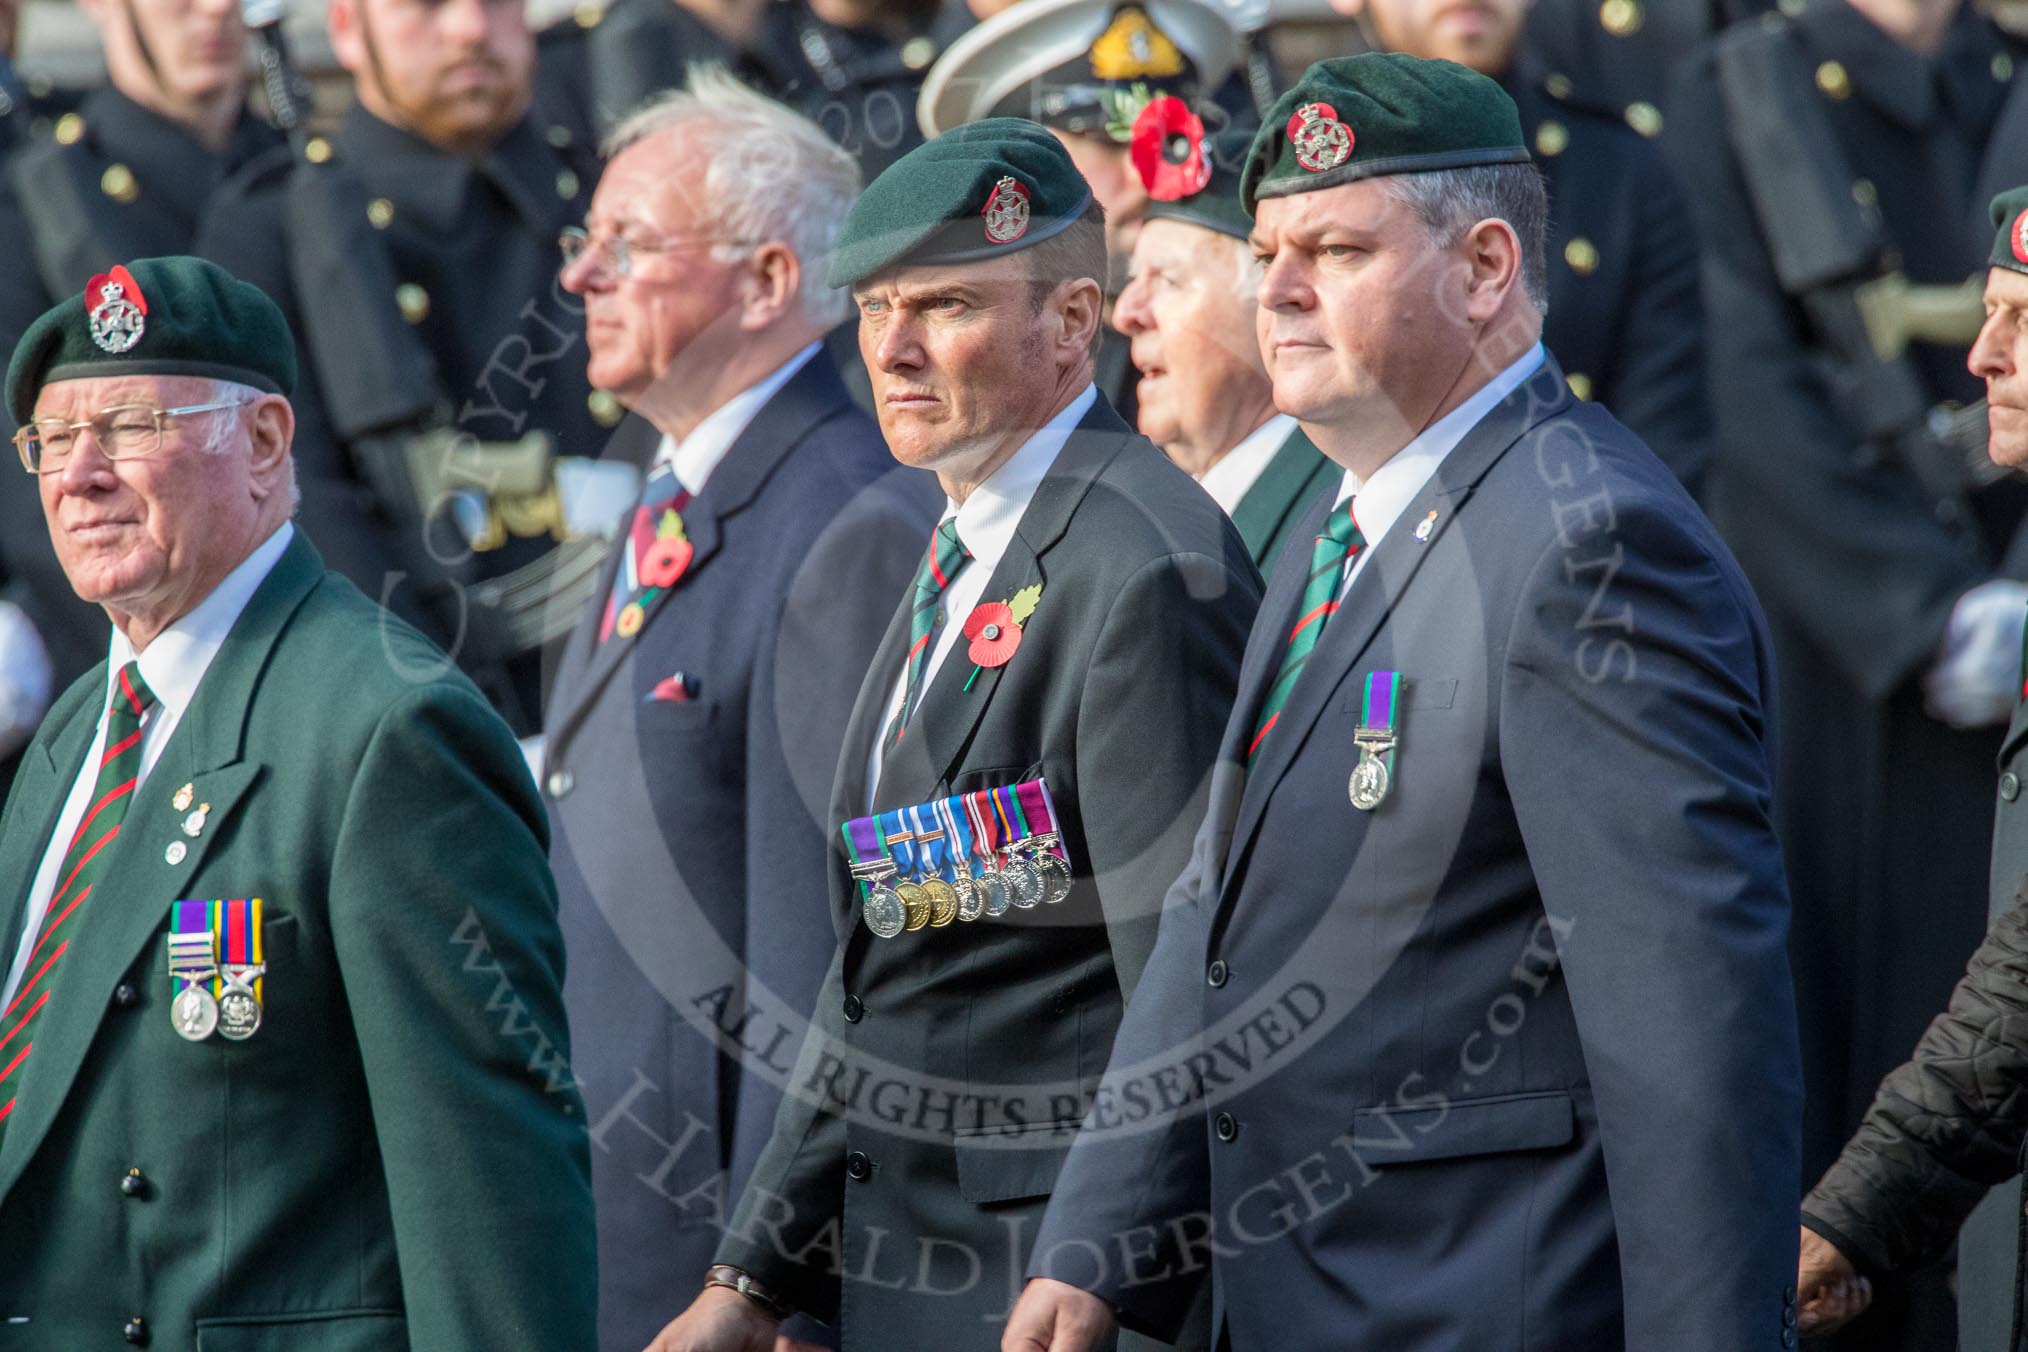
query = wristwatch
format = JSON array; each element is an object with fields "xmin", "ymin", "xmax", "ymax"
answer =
[{"xmin": 704, "ymin": 1264, "xmax": 795, "ymax": 1322}]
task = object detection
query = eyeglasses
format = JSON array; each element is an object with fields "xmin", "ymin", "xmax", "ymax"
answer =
[
  {"xmin": 558, "ymin": 226, "xmax": 752, "ymax": 279},
  {"xmin": 14, "ymin": 399, "xmax": 253, "ymax": 475}
]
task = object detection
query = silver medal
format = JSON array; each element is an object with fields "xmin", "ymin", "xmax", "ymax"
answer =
[
  {"xmin": 1025, "ymin": 833, "xmax": 1072, "ymax": 905},
  {"xmin": 218, "ymin": 986, "xmax": 262, "ymax": 1041},
  {"xmin": 171, "ymin": 984, "xmax": 218, "ymax": 1041},
  {"xmin": 1001, "ymin": 856, "xmax": 1043, "ymax": 909},
  {"xmin": 978, "ymin": 869, "xmax": 1011, "ymax": 917},
  {"xmin": 953, "ymin": 869, "xmax": 984, "ymax": 922},
  {"xmin": 1348, "ymin": 747, "xmax": 1391, "ymax": 810},
  {"xmin": 864, "ymin": 884, "xmax": 907, "ymax": 939}
]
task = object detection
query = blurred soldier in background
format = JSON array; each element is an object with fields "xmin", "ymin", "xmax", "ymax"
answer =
[
  {"xmin": 917, "ymin": 0, "xmax": 1252, "ymax": 427},
  {"xmin": 535, "ymin": 0, "xmax": 738, "ymax": 150},
  {"xmin": 540, "ymin": 67, "xmax": 933, "ymax": 1352},
  {"xmin": 1669, "ymin": 1, "xmax": 2027, "ymax": 1343},
  {"xmin": 1523, "ymin": 0, "xmax": 1774, "ymax": 132},
  {"xmin": 0, "ymin": 0, "xmax": 277, "ymax": 786},
  {"xmin": 1110, "ymin": 123, "xmax": 1333, "ymax": 574},
  {"xmin": 1330, "ymin": 0, "xmax": 1712, "ymax": 494},
  {"xmin": 197, "ymin": 0, "xmax": 618, "ymax": 735}
]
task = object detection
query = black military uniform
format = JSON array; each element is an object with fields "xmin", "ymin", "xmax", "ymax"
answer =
[
  {"xmin": 535, "ymin": 0, "xmax": 733, "ymax": 149},
  {"xmin": 0, "ymin": 86, "xmax": 278, "ymax": 699},
  {"xmin": 740, "ymin": 0, "xmax": 974, "ymax": 180},
  {"xmin": 195, "ymin": 103, "xmax": 609, "ymax": 733},
  {"xmin": 1523, "ymin": 0, "xmax": 1773, "ymax": 134},
  {"xmin": 1669, "ymin": 6, "xmax": 2027, "ymax": 1346},
  {"xmin": 1503, "ymin": 55, "xmax": 1711, "ymax": 494}
]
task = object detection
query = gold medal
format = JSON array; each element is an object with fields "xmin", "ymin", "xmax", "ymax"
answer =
[
  {"xmin": 897, "ymin": 882, "xmax": 931, "ymax": 931},
  {"xmin": 923, "ymin": 878, "xmax": 959, "ymax": 927}
]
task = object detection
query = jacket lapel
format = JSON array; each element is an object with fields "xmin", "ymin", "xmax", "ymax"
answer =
[
  {"xmin": 0, "ymin": 681, "xmax": 105, "ymax": 992},
  {"xmin": 884, "ymin": 397, "xmax": 1134, "ymax": 803},
  {"xmin": 0, "ymin": 533, "xmax": 324, "ymax": 1205},
  {"xmin": 1229, "ymin": 425, "xmax": 1333, "ymax": 565},
  {"xmin": 1222, "ymin": 360, "xmax": 1573, "ymax": 894},
  {"xmin": 551, "ymin": 357, "xmax": 851, "ymax": 746}
]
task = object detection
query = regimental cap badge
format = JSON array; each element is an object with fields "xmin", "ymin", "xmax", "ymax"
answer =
[
  {"xmin": 86, "ymin": 264, "xmax": 148, "ymax": 354},
  {"xmin": 1088, "ymin": 4, "xmax": 1185, "ymax": 82},
  {"xmin": 1289, "ymin": 102, "xmax": 1353, "ymax": 174},
  {"xmin": 2014, "ymin": 208, "xmax": 2028, "ymax": 266},
  {"xmin": 982, "ymin": 175, "xmax": 1031, "ymax": 244}
]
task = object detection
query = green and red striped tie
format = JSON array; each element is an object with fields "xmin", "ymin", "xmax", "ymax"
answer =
[
  {"xmin": 1246, "ymin": 499, "xmax": 1364, "ymax": 764},
  {"xmin": 884, "ymin": 519, "xmax": 970, "ymax": 756},
  {"xmin": 0, "ymin": 661, "xmax": 156, "ymax": 1134}
]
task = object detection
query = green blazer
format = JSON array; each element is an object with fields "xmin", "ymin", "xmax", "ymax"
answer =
[
  {"xmin": 1226, "ymin": 424, "xmax": 1337, "ymax": 579},
  {"xmin": 0, "ymin": 532, "xmax": 594, "ymax": 1351}
]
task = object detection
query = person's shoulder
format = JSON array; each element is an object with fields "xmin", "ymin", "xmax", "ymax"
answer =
[
  {"xmin": 1079, "ymin": 431, "xmax": 1252, "ymax": 577},
  {"xmin": 270, "ymin": 571, "xmax": 496, "ymax": 726},
  {"xmin": 206, "ymin": 142, "xmax": 299, "ymax": 219}
]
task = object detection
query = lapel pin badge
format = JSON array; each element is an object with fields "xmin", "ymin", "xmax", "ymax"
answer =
[
  {"xmin": 1413, "ymin": 510, "xmax": 1438, "ymax": 544},
  {"xmin": 181, "ymin": 803, "xmax": 210, "ymax": 838},
  {"xmin": 165, "ymin": 841, "xmax": 188, "ymax": 866},
  {"xmin": 172, "ymin": 782, "xmax": 195, "ymax": 812}
]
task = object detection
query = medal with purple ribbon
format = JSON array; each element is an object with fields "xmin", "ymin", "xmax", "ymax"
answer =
[
  {"xmin": 1349, "ymin": 670, "xmax": 1400, "ymax": 810},
  {"xmin": 166, "ymin": 900, "xmax": 219, "ymax": 1041},
  {"xmin": 1014, "ymin": 779, "xmax": 1072, "ymax": 904},
  {"xmin": 843, "ymin": 813, "xmax": 906, "ymax": 938}
]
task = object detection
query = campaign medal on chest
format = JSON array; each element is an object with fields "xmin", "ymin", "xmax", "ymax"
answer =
[
  {"xmin": 165, "ymin": 899, "xmax": 266, "ymax": 1041},
  {"xmin": 1349, "ymin": 670, "xmax": 1401, "ymax": 811},
  {"xmin": 167, "ymin": 902, "xmax": 219, "ymax": 1041},
  {"xmin": 844, "ymin": 815, "xmax": 907, "ymax": 939}
]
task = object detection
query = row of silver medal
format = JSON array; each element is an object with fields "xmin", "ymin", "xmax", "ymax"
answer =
[{"xmin": 851, "ymin": 830, "xmax": 1072, "ymax": 938}]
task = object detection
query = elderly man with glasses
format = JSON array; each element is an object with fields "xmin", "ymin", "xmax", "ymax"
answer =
[
  {"xmin": 0, "ymin": 255, "xmax": 594, "ymax": 1347},
  {"xmin": 540, "ymin": 66, "xmax": 935, "ymax": 1352}
]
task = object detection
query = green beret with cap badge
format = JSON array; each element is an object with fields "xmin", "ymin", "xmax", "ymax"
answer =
[
  {"xmin": 1240, "ymin": 52, "xmax": 1531, "ymax": 214},
  {"xmin": 829, "ymin": 118, "xmax": 1096, "ymax": 288},
  {"xmin": 1142, "ymin": 117, "xmax": 1256, "ymax": 240},
  {"xmin": 1992, "ymin": 186, "xmax": 2028, "ymax": 278},
  {"xmin": 7, "ymin": 254, "xmax": 296, "ymax": 425}
]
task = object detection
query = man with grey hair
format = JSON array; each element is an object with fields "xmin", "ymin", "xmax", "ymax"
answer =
[{"xmin": 541, "ymin": 66, "xmax": 935, "ymax": 1352}]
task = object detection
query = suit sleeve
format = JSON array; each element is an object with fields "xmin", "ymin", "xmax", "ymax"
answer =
[
  {"xmin": 329, "ymin": 683, "xmax": 596, "ymax": 1351},
  {"xmin": 1663, "ymin": 64, "xmax": 1985, "ymax": 700},
  {"xmin": 1499, "ymin": 496, "xmax": 1801, "ymax": 1348},
  {"xmin": 1077, "ymin": 550, "xmax": 1258, "ymax": 996},
  {"xmin": 1801, "ymin": 895, "xmax": 2028, "ymax": 1277},
  {"xmin": 1597, "ymin": 142, "xmax": 1714, "ymax": 500}
]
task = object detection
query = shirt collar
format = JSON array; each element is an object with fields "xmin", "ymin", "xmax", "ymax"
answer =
[
  {"xmin": 1198, "ymin": 413, "xmax": 1298, "ymax": 516},
  {"xmin": 1331, "ymin": 345, "xmax": 1546, "ymax": 540},
  {"xmin": 652, "ymin": 343, "xmax": 821, "ymax": 494},
  {"xmin": 946, "ymin": 383, "xmax": 1097, "ymax": 572},
  {"xmin": 107, "ymin": 523, "xmax": 294, "ymax": 722}
]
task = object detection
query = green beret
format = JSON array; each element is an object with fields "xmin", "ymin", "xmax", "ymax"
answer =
[
  {"xmin": 917, "ymin": 0, "xmax": 1236, "ymax": 142},
  {"xmin": 1144, "ymin": 120, "xmax": 1255, "ymax": 240},
  {"xmin": 829, "ymin": 118, "xmax": 1095, "ymax": 288},
  {"xmin": 1992, "ymin": 186, "xmax": 2028, "ymax": 278},
  {"xmin": 1241, "ymin": 53, "xmax": 1531, "ymax": 214},
  {"xmin": 7, "ymin": 255, "xmax": 296, "ymax": 424}
]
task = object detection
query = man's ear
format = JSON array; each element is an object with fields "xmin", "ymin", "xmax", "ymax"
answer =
[
  {"xmin": 739, "ymin": 243, "xmax": 801, "ymax": 332},
  {"xmin": 1460, "ymin": 217, "xmax": 1525, "ymax": 324},
  {"xmin": 327, "ymin": 0, "xmax": 366, "ymax": 77},
  {"xmin": 1325, "ymin": 0, "xmax": 1365, "ymax": 16},
  {"xmin": 244, "ymin": 396, "xmax": 296, "ymax": 502},
  {"xmin": 1055, "ymin": 276, "xmax": 1103, "ymax": 362}
]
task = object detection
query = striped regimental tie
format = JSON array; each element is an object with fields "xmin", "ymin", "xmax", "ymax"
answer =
[
  {"xmin": 883, "ymin": 519, "xmax": 971, "ymax": 756},
  {"xmin": 1246, "ymin": 498, "xmax": 1364, "ymax": 764},
  {"xmin": 0, "ymin": 661, "xmax": 156, "ymax": 1136}
]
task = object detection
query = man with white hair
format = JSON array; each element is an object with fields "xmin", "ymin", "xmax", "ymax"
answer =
[
  {"xmin": 541, "ymin": 67, "xmax": 935, "ymax": 1352},
  {"xmin": 0, "ymin": 255, "xmax": 593, "ymax": 1346}
]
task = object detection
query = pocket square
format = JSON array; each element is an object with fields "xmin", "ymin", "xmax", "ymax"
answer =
[{"xmin": 648, "ymin": 672, "xmax": 697, "ymax": 703}]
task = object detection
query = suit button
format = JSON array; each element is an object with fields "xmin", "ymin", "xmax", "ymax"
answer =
[
  {"xmin": 846, "ymin": 1151, "xmax": 872, "ymax": 1181},
  {"xmin": 113, "ymin": 981, "xmax": 138, "ymax": 1007},
  {"xmin": 1781, "ymin": 1330, "xmax": 1796, "ymax": 1348},
  {"xmin": 547, "ymin": 769, "xmax": 574, "ymax": 799},
  {"xmin": 123, "ymin": 1316, "xmax": 148, "ymax": 1345},
  {"xmin": 1214, "ymin": 1112, "xmax": 1239, "ymax": 1142},
  {"xmin": 842, "ymin": 995, "xmax": 864, "ymax": 1023},
  {"xmin": 1783, "ymin": 1306, "xmax": 1797, "ymax": 1327},
  {"xmin": 1783, "ymin": 1284, "xmax": 1797, "ymax": 1303},
  {"xmin": 120, "ymin": 1167, "xmax": 148, "ymax": 1198},
  {"xmin": 1206, "ymin": 960, "xmax": 1228, "ymax": 988},
  {"xmin": 2002, "ymin": 772, "xmax": 2020, "ymax": 802}
]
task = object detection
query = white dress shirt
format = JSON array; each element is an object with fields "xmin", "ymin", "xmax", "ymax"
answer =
[
  {"xmin": 1332, "ymin": 344, "xmax": 1546, "ymax": 590},
  {"xmin": 652, "ymin": 342, "xmax": 821, "ymax": 494},
  {"xmin": 0, "ymin": 522, "xmax": 294, "ymax": 1014},
  {"xmin": 1197, "ymin": 413, "xmax": 1298, "ymax": 517},
  {"xmin": 864, "ymin": 383, "xmax": 1098, "ymax": 802}
]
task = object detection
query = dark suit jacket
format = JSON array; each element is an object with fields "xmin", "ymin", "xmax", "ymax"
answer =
[
  {"xmin": 1226, "ymin": 424, "xmax": 1335, "ymax": 580},
  {"xmin": 540, "ymin": 356, "xmax": 935, "ymax": 1352},
  {"xmin": 0, "ymin": 531, "xmax": 594, "ymax": 1350},
  {"xmin": 1033, "ymin": 358, "xmax": 1802, "ymax": 1350},
  {"xmin": 715, "ymin": 393, "xmax": 1260, "ymax": 1348}
]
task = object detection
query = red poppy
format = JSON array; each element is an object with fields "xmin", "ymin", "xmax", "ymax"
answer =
[
  {"xmin": 641, "ymin": 536, "xmax": 693, "ymax": 589},
  {"xmin": 964, "ymin": 601, "xmax": 1022, "ymax": 668},
  {"xmin": 1129, "ymin": 95, "xmax": 1210, "ymax": 203}
]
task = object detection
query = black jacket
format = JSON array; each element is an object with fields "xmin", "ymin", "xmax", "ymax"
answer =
[{"xmin": 1802, "ymin": 891, "xmax": 2028, "ymax": 1294}]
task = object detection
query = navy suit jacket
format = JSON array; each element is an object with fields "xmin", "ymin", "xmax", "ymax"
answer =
[
  {"xmin": 1032, "ymin": 356, "xmax": 1802, "ymax": 1350},
  {"xmin": 540, "ymin": 354, "xmax": 935, "ymax": 1352}
]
